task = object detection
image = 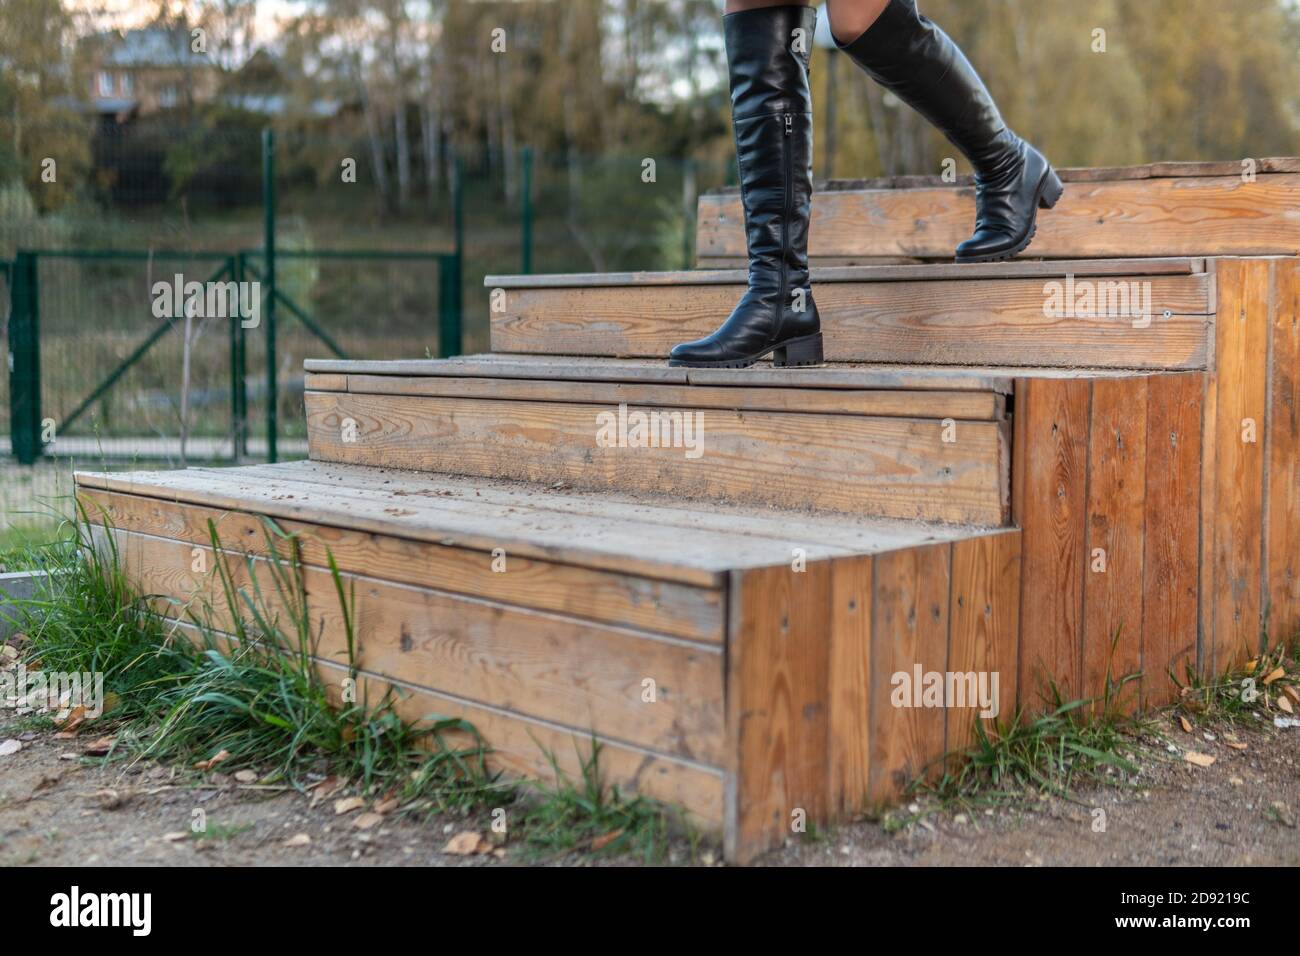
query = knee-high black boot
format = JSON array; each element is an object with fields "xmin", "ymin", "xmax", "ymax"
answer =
[
  {"xmin": 669, "ymin": 5, "xmax": 822, "ymax": 369},
  {"xmin": 837, "ymin": 0, "xmax": 1063, "ymax": 262}
]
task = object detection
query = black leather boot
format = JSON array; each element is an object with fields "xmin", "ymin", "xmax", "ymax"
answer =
[
  {"xmin": 669, "ymin": 5, "xmax": 822, "ymax": 369},
  {"xmin": 837, "ymin": 0, "xmax": 1063, "ymax": 262}
]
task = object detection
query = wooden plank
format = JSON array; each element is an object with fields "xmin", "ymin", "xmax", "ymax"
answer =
[
  {"xmin": 76, "ymin": 462, "xmax": 1001, "ymax": 577},
  {"xmin": 698, "ymin": 175, "xmax": 1300, "ymax": 260},
  {"xmin": 1209, "ymin": 260, "xmax": 1271, "ymax": 673},
  {"xmin": 725, "ymin": 562, "xmax": 832, "ymax": 864},
  {"xmin": 304, "ymin": 354, "xmax": 1017, "ymax": 392},
  {"xmin": 867, "ymin": 544, "xmax": 950, "ymax": 802},
  {"xmin": 79, "ymin": 488, "xmax": 726, "ymax": 644},
  {"xmin": 484, "ymin": 257, "xmax": 1203, "ymax": 288},
  {"xmin": 1140, "ymin": 373, "xmax": 1204, "ymax": 706},
  {"xmin": 490, "ymin": 276, "xmax": 1211, "ymax": 369},
  {"xmin": 342, "ymin": 373, "xmax": 1003, "ymax": 421},
  {"xmin": 947, "ymin": 531, "xmax": 1021, "ymax": 755},
  {"xmin": 114, "ymin": 529, "xmax": 727, "ymax": 764},
  {"xmin": 304, "ymin": 391, "xmax": 1011, "ymax": 525},
  {"xmin": 165, "ymin": 619, "xmax": 725, "ymax": 825},
  {"xmin": 1081, "ymin": 377, "xmax": 1148, "ymax": 714},
  {"xmin": 827, "ymin": 554, "xmax": 873, "ymax": 816},
  {"xmin": 1015, "ymin": 378, "xmax": 1090, "ymax": 708},
  {"xmin": 303, "ymin": 372, "xmax": 347, "ymax": 392},
  {"xmin": 1266, "ymin": 260, "xmax": 1300, "ymax": 645}
]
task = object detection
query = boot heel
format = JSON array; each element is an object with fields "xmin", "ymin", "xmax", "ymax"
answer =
[
  {"xmin": 1039, "ymin": 167, "xmax": 1064, "ymax": 209},
  {"xmin": 773, "ymin": 333, "xmax": 823, "ymax": 367}
]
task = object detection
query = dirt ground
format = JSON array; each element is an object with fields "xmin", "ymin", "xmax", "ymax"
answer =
[{"xmin": 1, "ymin": 708, "xmax": 1296, "ymax": 867}]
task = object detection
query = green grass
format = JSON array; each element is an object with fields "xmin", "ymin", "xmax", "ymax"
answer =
[
  {"xmin": 518, "ymin": 738, "xmax": 691, "ymax": 863},
  {"xmin": 4, "ymin": 507, "xmax": 696, "ymax": 860},
  {"xmin": 1173, "ymin": 630, "xmax": 1300, "ymax": 727}
]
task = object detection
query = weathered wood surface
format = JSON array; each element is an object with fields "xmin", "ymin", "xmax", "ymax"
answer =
[
  {"xmin": 304, "ymin": 391, "xmax": 1011, "ymax": 524},
  {"xmin": 698, "ymin": 173, "xmax": 1300, "ymax": 260},
  {"xmin": 112, "ymin": 528, "xmax": 728, "ymax": 764},
  {"xmin": 489, "ymin": 275, "xmax": 1211, "ymax": 370}
]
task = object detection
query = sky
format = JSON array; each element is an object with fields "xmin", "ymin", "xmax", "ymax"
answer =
[{"xmin": 65, "ymin": 0, "xmax": 299, "ymax": 43}]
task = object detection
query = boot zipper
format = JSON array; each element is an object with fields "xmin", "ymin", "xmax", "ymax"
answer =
[{"xmin": 779, "ymin": 112, "xmax": 793, "ymax": 339}]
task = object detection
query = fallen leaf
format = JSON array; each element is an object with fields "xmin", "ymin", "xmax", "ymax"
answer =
[
  {"xmin": 162, "ymin": 832, "xmax": 189, "ymax": 842},
  {"xmin": 0, "ymin": 644, "xmax": 17, "ymax": 662},
  {"xmin": 333, "ymin": 796, "xmax": 365, "ymax": 815},
  {"xmin": 91, "ymin": 788, "xmax": 125, "ymax": 810},
  {"xmin": 0, "ymin": 739, "xmax": 22, "ymax": 757},
  {"xmin": 1178, "ymin": 714, "xmax": 1193, "ymax": 733},
  {"xmin": 373, "ymin": 797, "xmax": 399, "ymax": 815},
  {"xmin": 1184, "ymin": 751, "xmax": 1216, "ymax": 768},
  {"xmin": 1284, "ymin": 686, "xmax": 1300, "ymax": 705},
  {"xmin": 58, "ymin": 705, "xmax": 86, "ymax": 732},
  {"xmin": 234, "ymin": 770, "xmax": 259, "ymax": 784},
  {"xmin": 352, "ymin": 812, "xmax": 384, "ymax": 830},
  {"xmin": 283, "ymin": 833, "xmax": 312, "ymax": 847},
  {"xmin": 1263, "ymin": 667, "xmax": 1285, "ymax": 685},
  {"xmin": 1279, "ymin": 695, "xmax": 1295, "ymax": 714},
  {"xmin": 193, "ymin": 749, "xmax": 231, "ymax": 771},
  {"xmin": 313, "ymin": 776, "xmax": 346, "ymax": 798},
  {"xmin": 1245, "ymin": 658, "xmax": 1259, "ymax": 672},
  {"xmin": 1226, "ymin": 741, "xmax": 1248, "ymax": 751},
  {"xmin": 590, "ymin": 829, "xmax": 624, "ymax": 851},
  {"xmin": 82, "ymin": 736, "xmax": 116, "ymax": 756},
  {"xmin": 442, "ymin": 831, "xmax": 486, "ymax": 855}
]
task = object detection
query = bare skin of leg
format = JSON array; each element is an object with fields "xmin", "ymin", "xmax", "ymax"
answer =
[{"xmin": 724, "ymin": 0, "xmax": 891, "ymax": 47}]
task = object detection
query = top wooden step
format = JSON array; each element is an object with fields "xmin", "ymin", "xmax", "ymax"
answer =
[{"xmin": 696, "ymin": 157, "xmax": 1300, "ymax": 264}]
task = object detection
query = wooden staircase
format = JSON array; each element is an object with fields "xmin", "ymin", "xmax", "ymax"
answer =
[{"xmin": 75, "ymin": 158, "xmax": 1300, "ymax": 863}]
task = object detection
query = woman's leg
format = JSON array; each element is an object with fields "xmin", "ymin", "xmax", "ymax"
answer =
[
  {"xmin": 829, "ymin": 0, "xmax": 1062, "ymax": 262},
  {"xmin": 669, "ymin": 5, "xmax": 822, "ymax": 368}
]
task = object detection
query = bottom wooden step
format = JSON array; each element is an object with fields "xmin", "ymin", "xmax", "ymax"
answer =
[{"xmin": 75, "ymin": 462, "xmax": 1020, "ymax": 863}]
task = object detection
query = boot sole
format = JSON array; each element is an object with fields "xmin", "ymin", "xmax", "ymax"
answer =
[
  {"xmin": 954, "ymin": 166, "xmax": 1065, "ymax": 264},
  {"xmin": 668, "ymin": 332, "xmax": 825, "ymax": 369}
]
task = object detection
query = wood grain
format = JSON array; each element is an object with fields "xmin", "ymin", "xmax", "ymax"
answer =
[
  {"xmin": 304, "ymin": 391, "xmax": 1011, "ymax": 524},
  {"xmin": 490, "ymin": 276, "xmax": 1211, "ymax": 369},
  {"xmin": 165, "ymin": 619, "xmax": 725, "ymax": 825},
  {"xmin": 1266, "ymin": 260, "xmax": 1300, "ymax": 647},
  {"xmin": 1015, "ymin": 378, "xmax": 1091, "ymax": 708},
  {"xmin": 1082, "ymin": 378, "xmax": 1148, "ymax": 714},
  {"xmin": 947, "ymin": 531, "xmax": 1021, "ymax": 754},
  {"xmin": 78, "ymin": 488, "xmax": 726, "ymax": 643},
  {"xmin": 1141, "ymin": 373, "xmax": 1203, "ymax": 705},
  {"xmin": 114, "ymin": 529, "xmax": 727, "ymax": 764},
  {"xmin": 725, "ymin": 562, "xmax": 832, "ymax": 864},
  {"xmin": 698, "ymin": 174, "xmax": 1300, "ymax": 260},
  {"xmin": 867, "ymin": 544, "xmax": 950, "ymax": 803},
  {"xmin": 341, "ymin": 373, "xmax": 1003, "ymax": 420},
  {"xmin": 827, "ymin": 554, "xmax": 873, "ymax": 815},
  {"xmin": 1209, "ymin": 260, "xmax": 1271, "ymax": 672}
]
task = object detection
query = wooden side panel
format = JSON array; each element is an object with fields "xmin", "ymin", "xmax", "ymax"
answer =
[
  {"xmin": 79, "ymin": 488, "xmax": 725, "ymax": 644},
  {"xmin": 866, "ymin": 544, "xmax": 950, "ymax": 804},
  {"xmin": 1082, "ymin": 378, "xmax": 1148, "ymax": 713},
  {"xmin": 113, "ymin": 530, "xmax": 727, "ymax": 765},
  {"xmin": 725, "ymin": 563, "xmax": 832, "ymax": 864},
  {"xmin": 1015, "ymin": 378, "xmax": 1091, "ymax": 708},
  {"xmin": 305, "ymin": 391, "xmax": 1009, "ymax": 525},
  {"xmin": 827, "ymin": 554, "xmax": 873, "ymax": 815},
  {"xmin": 166, "ymin": 620, "xmax": 725, "ymax": 825},
  {"xmin": 697, "ymin": 174, "xmax": 1300, "ymax": 260},
  {"xmin": 1208, "ymin": 259, "xmax": 1271, "ymax": 672},
  {"xmin": 1266, "ymin": 260, "xmax": 1300, "ymax": 645},
  {"xmin": 947, "ymin": 532, "xmax": 1021, "ymax": 753},
  {"xmin": 490, "ymin": 277, "xmax": 1210, "ymax": 370},
  {"xmin": 1141, "ymin": 373, "xmax": 1203, "ymax": 705}
]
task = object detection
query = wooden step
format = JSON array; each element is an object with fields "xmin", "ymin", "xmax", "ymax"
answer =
[
  {"xmin": 697, "ymin": 158, "xmax": 1300, "ymax": 264},
  {"xmin": 484, "ymin": 258, "xmax": 1213, "ymax": 369},
  {"xmin": 74, "ymin": 462, "xmax": 1022, "ymax": 862},
  {"xmin": 299, "ymin": 368, "xmax": 1011, "ymax": 524}
]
